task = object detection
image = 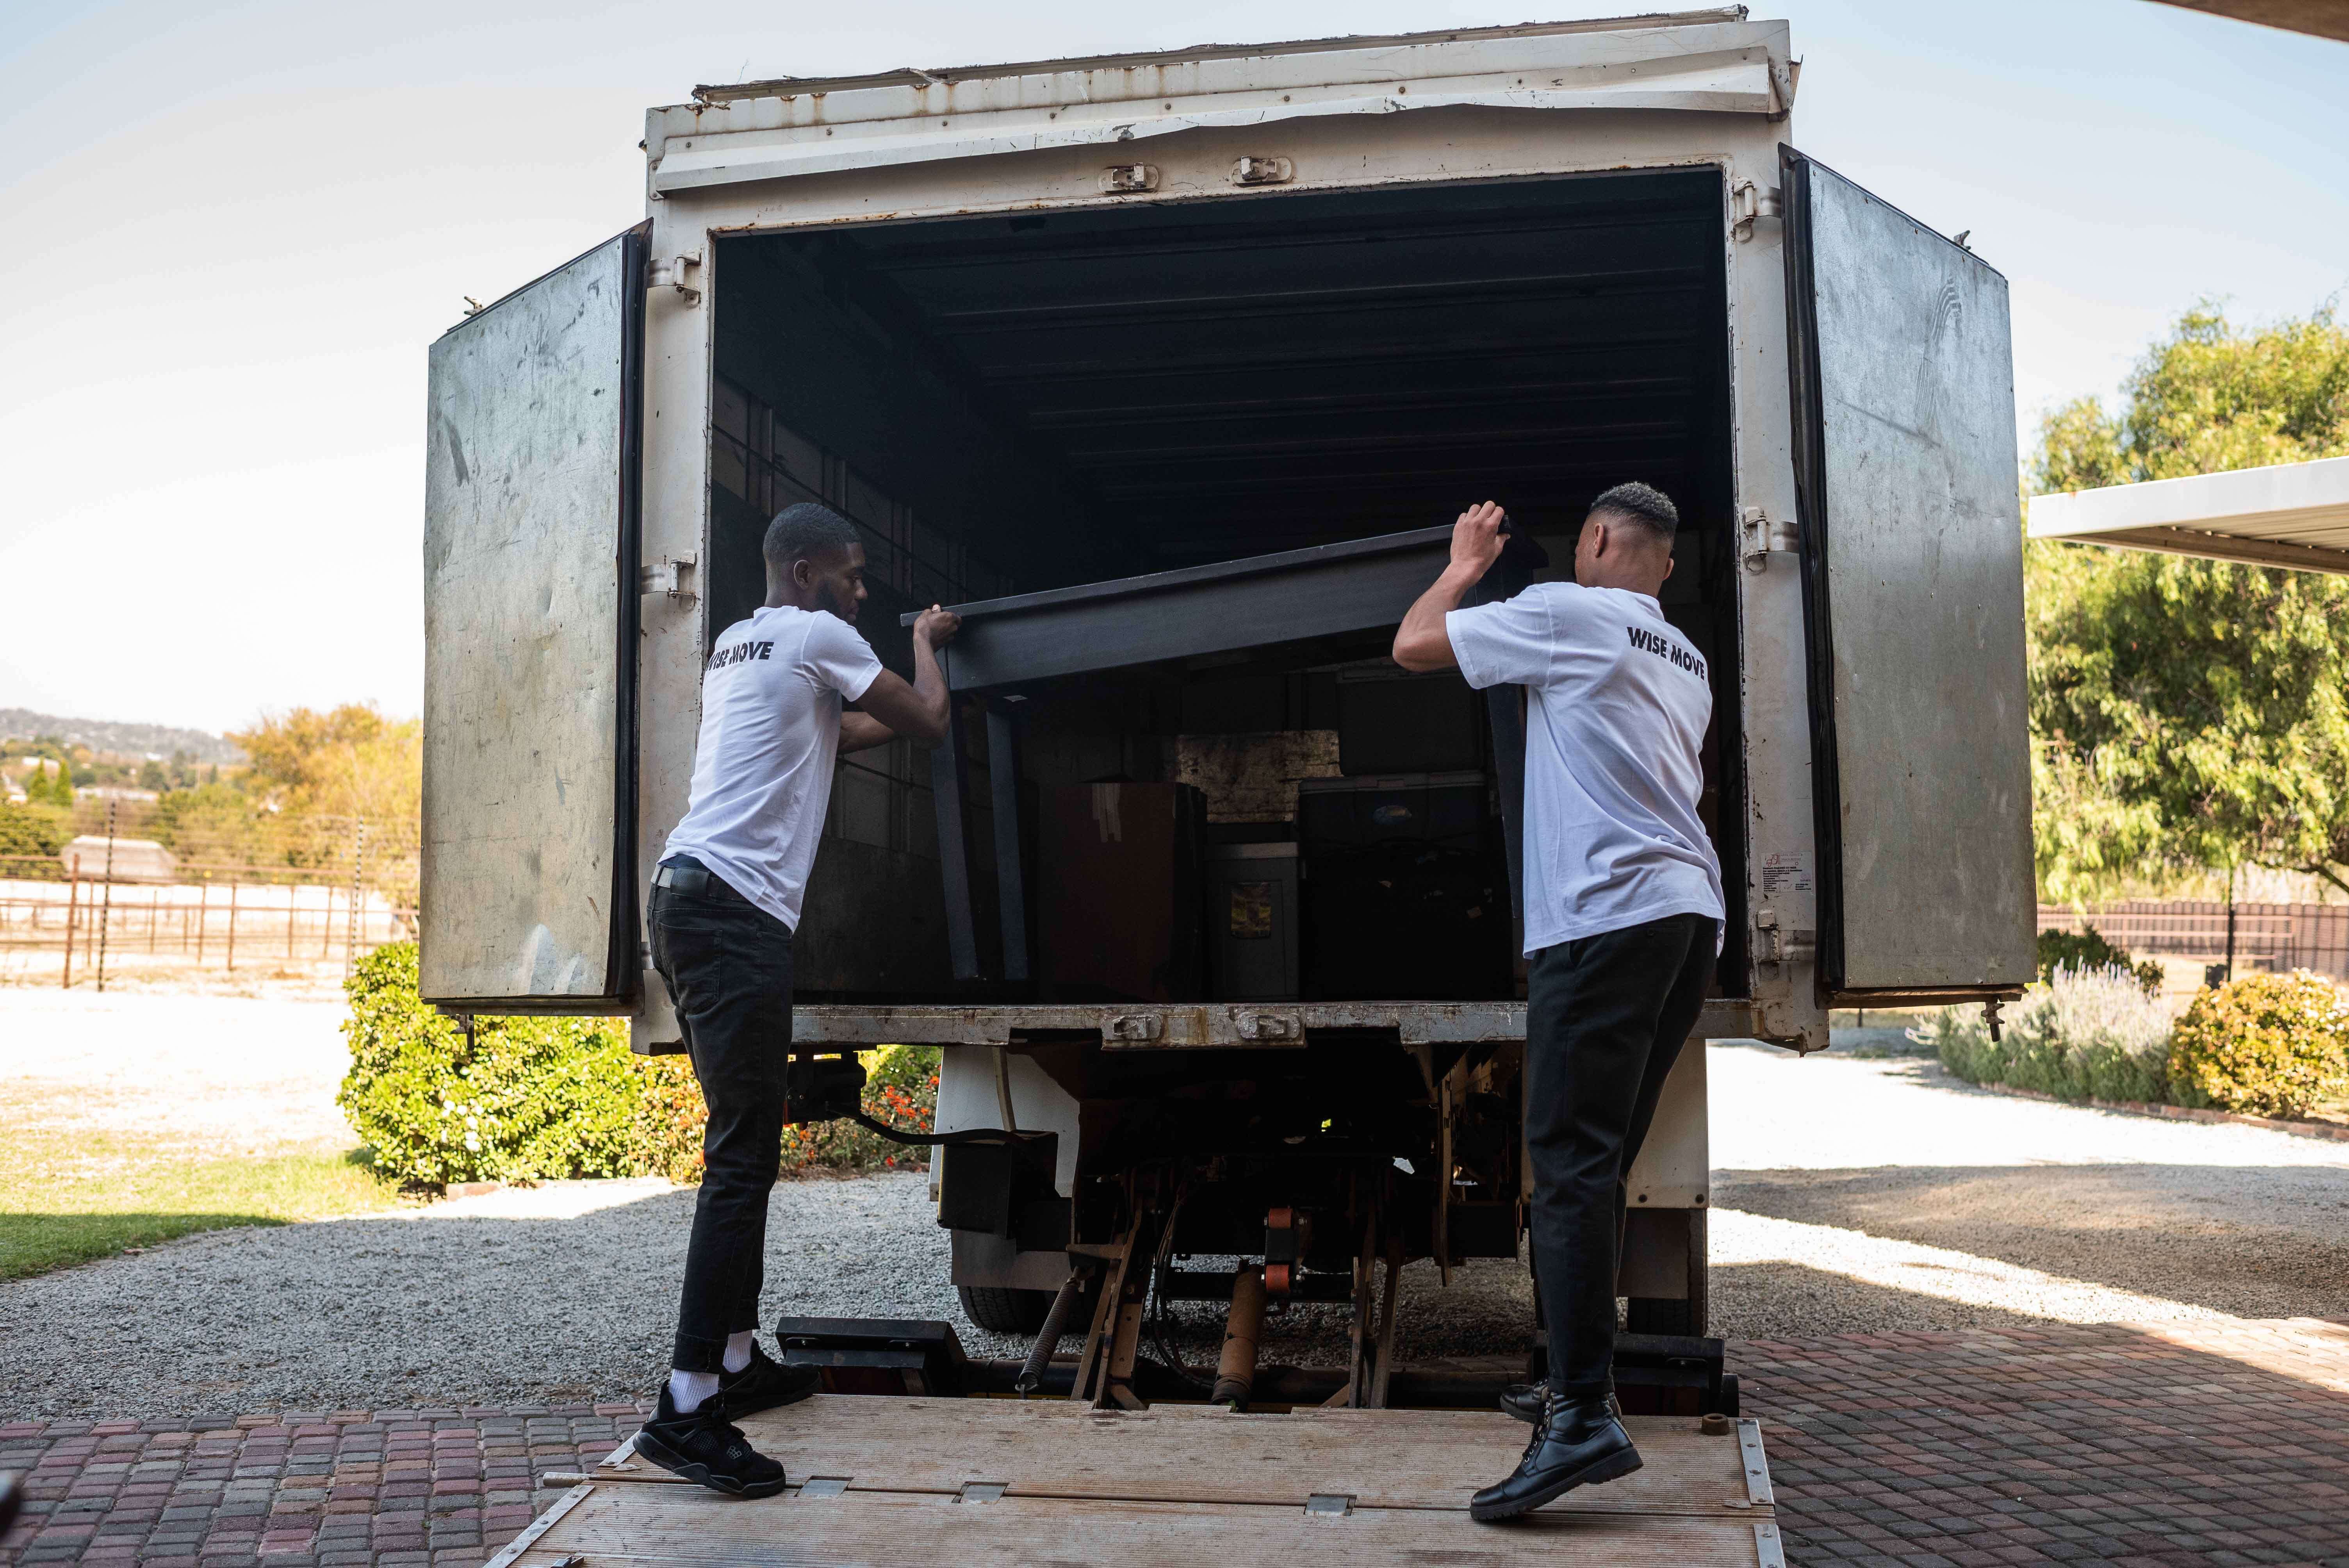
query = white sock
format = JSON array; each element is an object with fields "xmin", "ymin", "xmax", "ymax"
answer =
[
  {"xmin": 668, "ymin": 1368, "xmax": 721, "ymax": 1414},
  {"xmin": 723, "ymin": 1331, "xmax": 756, "ymax": 1374}
]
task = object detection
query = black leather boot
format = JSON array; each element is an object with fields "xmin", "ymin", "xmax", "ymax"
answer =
[
  {"xmin": 1470, "ymin": 1390, "xmax": 1642, "ymax": 1522},
  {"xmin": 1500, "ymin": 1383, "xmax": 1624, "ymax": 1424},
  {"xmin": 1497, "ymin": 1382, "xmax": 1544, "ymax": 1423}
]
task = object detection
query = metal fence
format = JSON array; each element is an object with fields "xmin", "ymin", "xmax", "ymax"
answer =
[
  {"xmin": 2039, "ymin": 901, "xmax": 2349, "ymax": 982},
  {"xmin": 0, "ymin": 804, "xmax": 418, "ymax": 990}
]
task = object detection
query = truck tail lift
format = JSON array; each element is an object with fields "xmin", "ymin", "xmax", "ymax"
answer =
[{"xmin": 436, "ymin": 12, "xmax": 2041, "ymax": 1564}]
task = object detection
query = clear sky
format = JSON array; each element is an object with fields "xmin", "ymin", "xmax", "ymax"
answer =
[{"xmin": 0, "ymin": 0, "xmax": 2342, "ymax": 736}]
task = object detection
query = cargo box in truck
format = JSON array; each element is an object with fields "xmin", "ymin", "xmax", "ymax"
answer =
[{"xmin": 423, "ymin": 16, "xmax": 2031, "ymax": 1539}]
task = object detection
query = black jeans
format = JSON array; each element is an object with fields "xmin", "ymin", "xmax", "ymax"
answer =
[
  {"xmin": 1524, "ymin": 911, "xmax": 1716, "ymax": 1400},
  {"xmin": 649, "ymin": 856, "xmax": 794, "ymax": 1374}
]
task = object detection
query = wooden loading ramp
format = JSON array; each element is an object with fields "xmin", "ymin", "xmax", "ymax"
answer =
[{"xmin": 491, "ymin": 1397, "xmax": 1783, "ymax": 1567}]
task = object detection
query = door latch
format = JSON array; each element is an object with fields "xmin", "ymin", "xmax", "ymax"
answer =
[{"xmin": 1231, "ymin": 155, "xmax": 1294, "ymax": 186}]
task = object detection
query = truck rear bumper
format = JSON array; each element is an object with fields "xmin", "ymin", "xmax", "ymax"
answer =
[{"xmin": 797, "ymin": 998, "xmax": 1756, "ymax": 1048}]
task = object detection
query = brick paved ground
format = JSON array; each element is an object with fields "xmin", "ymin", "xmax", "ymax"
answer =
[
  {"xmin": 4, "ymin": 1319, "xmax": 2345, "ymax": 1567},
  {"xmin": 0, "ymin": 1406, "xmax": 647, "ymax": 1568},
  {"xmin": 1741, "ymin": 1318, "xmax": 2349, "ymax": 1567}
]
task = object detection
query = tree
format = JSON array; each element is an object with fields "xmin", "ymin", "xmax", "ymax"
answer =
[
  {"xmin": 2029, "ymin": 303, "xmax": 2349, "ymax": 902},
  {"xmin": 229, "ymin": 704, "xmax": 421, "ymax": 826}
]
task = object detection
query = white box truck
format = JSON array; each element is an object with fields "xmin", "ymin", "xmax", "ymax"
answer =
[{"xmin": 421, "ymin": 9, "xmax": 2033, "ymax": 1394}]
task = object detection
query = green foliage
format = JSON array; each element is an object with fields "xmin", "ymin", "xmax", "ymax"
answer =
[
  {"xmin": 0, "ymin": 805, "xmax": 67, "ymax": 865},
  {"xmin": 2168, "ymin": 970, "xmax": 2349, "ymax": 1119},
  {"xmin": 339, "ymin": 942, "xmax": 648, "ymax": 1187},
  {"xmin": 148, "ymin": 781, "xmax": 269, "ymax": 865},
  {"xmin": 2035, "ymin": 927, "xmax": 2164, "ymax": 994},
  {"xmin": 2028, "ymin": 304, "xmax": 2349, "ymax": 903},
  {"xmin": 26, "ymin": 759, "xmax": 74, "ymax": 809},
  {"xmin": 1921, "ymin": 965, "xmax": 2176, "ymax": 1105},
  {"xmin": 337, "ymin": 943, "xmax": 940, "ymax": 1189}
]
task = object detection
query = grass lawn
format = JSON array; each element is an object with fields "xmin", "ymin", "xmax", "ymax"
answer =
[{"xmin": 0, "ymin": 1125, "xmax": 408, "ymax": 1280}]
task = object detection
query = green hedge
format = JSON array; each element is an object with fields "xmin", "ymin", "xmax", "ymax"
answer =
[
  {"xmin": 338, "ymin": 942, "xmax": 939, "ymax": 1188},
  {"xmin": 0, "ymin": 805, "xmax": 66, "ymax": 864},
  {"xmin": 2035, "ymin": 926, "xmax": 2164, "ymax": 994},
  {"xmin": 1920, "ymin": 963, "xmax": 2173, "ymax": 1104},
  {"xmin": 2169, "ymin": 970, "xmax": 2349, "ymax": 1119},
  {"xmin": 1923, "ymin": 963, "xmax": 2349, "ymax": 1121}
]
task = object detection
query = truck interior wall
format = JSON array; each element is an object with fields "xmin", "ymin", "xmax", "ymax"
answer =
[{"xmin": 707, "ymin": 167, "xmax": 1745, "ymax": 1001}]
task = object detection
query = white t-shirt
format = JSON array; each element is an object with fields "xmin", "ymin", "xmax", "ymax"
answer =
[
  {"xmin": 1446, "ymin": 583, "xmax": 1723, "ymax": 955},
  {"xmin": 661, "ymin": 605, "xmax": 884, "ymax": 932}
]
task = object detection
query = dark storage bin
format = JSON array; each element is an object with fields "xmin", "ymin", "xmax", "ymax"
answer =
[
  {"xmin": 1037, "ymin": 782, "xmax": 1206, "ymax": 1001},
  {"xmin": 1207, "ymin": 843, "xmax": 1300, "ymax": 1001},
  {"xmin": 1336, "ymin": 668, "xmax": 1484, "ymax": 776},
  {"xmin": 1297, "ymin": 772, "xmax": 1511, "ymax": 1000}
]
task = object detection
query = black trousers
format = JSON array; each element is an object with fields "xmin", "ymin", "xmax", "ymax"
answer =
[
  {"xmin": 1524, "ymin": 911, "xmax": 1716, "ymax": 1399},
  {"xmin": 648, "ymin": 855, "xmax": 794, "ymax": 1374}
]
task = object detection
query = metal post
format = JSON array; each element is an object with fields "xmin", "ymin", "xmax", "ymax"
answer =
[
  {"xmin": 287, "ymin": 880, "xmax": 296, "ymax": 960},
  {"xmin": 2224, "ymin": 862, "xmax": 2237, "ymax": 982},
  {"xmin": 61, "ymin": 877, "xmax": 78, "ymax": 989},
  {"xmin": 344, "ymin": 820, "xmax": 366, "ymax": 978},
  {"xmin": 95, "ymin": 799, "xmax": 118, "ymax": 993},
  {"xmin": 226, "ymin": 881, "xmax": 239, "ymax": 973},
  {"xmin": 196, "ymin": 881, "xmax": 207, "ymax": 964}
]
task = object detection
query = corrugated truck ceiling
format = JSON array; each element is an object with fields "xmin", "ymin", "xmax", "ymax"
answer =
[{"xmin": 645, "ymin": 12, "xmax": 1793, "ymax": 192}]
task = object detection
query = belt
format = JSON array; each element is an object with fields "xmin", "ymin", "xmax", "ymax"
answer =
[{"xmin": 654, "ymin": 858, "xmax": 744, "ymax": 902}]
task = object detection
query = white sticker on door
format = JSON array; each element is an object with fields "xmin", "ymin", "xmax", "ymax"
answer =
[{"xmin": 1762, "ymin": 852, "xmax": 1813, "ymax": 896}]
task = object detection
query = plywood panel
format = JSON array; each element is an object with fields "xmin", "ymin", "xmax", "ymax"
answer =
[
  {"xmin": 596, "ymin": 1397, "xmax": 1765, "ymax": 1517},
  {"xmin": 517, "ymin": 1480, "xmax": 1770, "ymax": 1568}
]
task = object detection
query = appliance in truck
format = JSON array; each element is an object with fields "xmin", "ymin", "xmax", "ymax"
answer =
[{"xmin": 422, "ymin": 20, "xmax": 2032, "ymax": 1520}]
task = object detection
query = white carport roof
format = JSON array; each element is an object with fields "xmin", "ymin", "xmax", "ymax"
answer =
[{"xmin": 2026, "ymin": 456, "xmax": 2349, "ymax": 576}]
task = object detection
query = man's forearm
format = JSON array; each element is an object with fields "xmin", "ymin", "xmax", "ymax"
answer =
[
  {"xmin": 910, "ymin": 636, "xmax": 952, "ymax": 736},
  {"xmin": 1392, "ymin": 562, "xmax": 1481, "ymax": 671}
]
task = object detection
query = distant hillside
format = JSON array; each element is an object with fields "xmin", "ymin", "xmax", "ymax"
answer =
[{"xmin": 0, "ymin": 708, "xmax": 245, "ymax": 765}]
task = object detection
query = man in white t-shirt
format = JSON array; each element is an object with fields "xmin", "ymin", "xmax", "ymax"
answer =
[
  {"xmin": 1393, "ymin": 482, "xmax": 1723, "ymax": 1523},
  {"xmin": 634, "ymin": 501, "xmax": 960, "ymax": 1497}
]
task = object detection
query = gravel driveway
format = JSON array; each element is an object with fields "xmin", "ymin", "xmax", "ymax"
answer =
[{"xmin": 3, "ymin": 992, "xmax": 2344, "ymax": 1419}]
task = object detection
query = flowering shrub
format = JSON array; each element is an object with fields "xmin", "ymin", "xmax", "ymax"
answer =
[
  {"xmin": 2168, "ymin": 970, "xmax": 2349, "ymax": 1119},
  {"xmin": 1917, "ymin": 963, "xmax": 2176, "ymax": 1105}
]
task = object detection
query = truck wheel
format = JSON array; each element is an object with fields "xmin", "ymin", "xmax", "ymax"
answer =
[{"xmin": 957, "ymin": 1284, "xmax": 1057, "ymax": 1335}]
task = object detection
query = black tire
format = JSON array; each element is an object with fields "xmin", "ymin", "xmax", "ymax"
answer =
[{"xmin": 957, "ymin": 1284, "xmax": 1056, "ymax": 1335}]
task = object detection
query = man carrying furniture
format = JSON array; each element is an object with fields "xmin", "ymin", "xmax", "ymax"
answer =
[
  {"xmin": 1393, "ymin": 482, "xmax": 1723, "ymax": 1523},
  {"xmin": 636, "ymin": 501, "xmax": 961, "ymax": 1497}
]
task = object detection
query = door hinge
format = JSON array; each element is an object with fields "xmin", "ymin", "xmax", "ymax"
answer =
[
  {"xmin": 1732, "ymin": 180, "xmax": 1782, "ymax": 242},
  {"xmin": 1100, "ymin": 164, "xmax": 1160, "ymax": 194},
  {"xmin": 1231, "ymin": 155, "xmax": 1294, "ymax": 187},
  {"xmin": 650, "ymin": 250, "xmax": 702, "ymax": 305},
  {"xmin": 1754, "ymin": 908, "xmax": 1815, "ymax": 965},
  {"xmin": 640, "ymin": 553, "xmax": 698, "ymax": 601},
  {"xmin": 1739, "ymin": 508, "xmax": 1800, "ymax": 572}
]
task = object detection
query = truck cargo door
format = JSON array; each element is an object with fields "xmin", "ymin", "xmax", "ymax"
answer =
[
  {"xmin": 1779, "ymin": 149, "xmax": 2034, "ymax": 999},
  {"xmin": 420, "ymin": 225, "xmax": 649, "ymax": 1010}
]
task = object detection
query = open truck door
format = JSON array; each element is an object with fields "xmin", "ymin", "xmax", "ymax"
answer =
[
  {"xmin": 420, "ymin": 226, "xmax": 650, "ymax": 1012},
  {"xmin": 1780, "ymin": 149, "xmax": 2036, "ymax": 1005}
]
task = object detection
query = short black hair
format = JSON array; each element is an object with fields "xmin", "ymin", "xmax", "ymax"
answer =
[
  {"xmin": 1587, "ymin": 481, "xmax": 1679, "ymax": 544},
  {"xmin": 763, "ymin": 501, "xmax": 862, "ymax": 575}
]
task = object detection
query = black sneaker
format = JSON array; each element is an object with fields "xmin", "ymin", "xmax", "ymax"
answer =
[
  {"xmin": 634, "ymin": 1388, "xmax": 788, "ymax": 1498},
  {"xmin": 717, "ymin": 1343, "xmax": 820, "ymax": 1421}
]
